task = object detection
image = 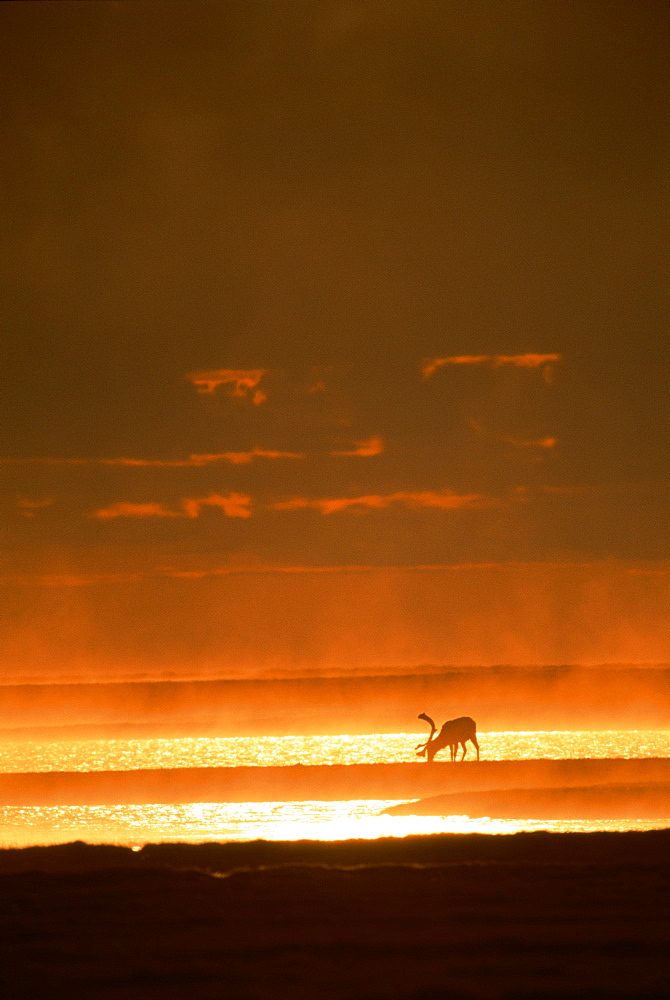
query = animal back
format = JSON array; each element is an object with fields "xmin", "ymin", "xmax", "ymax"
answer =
[{"xmin": 439, "ymin": 716, "xmax": 476, "ymax": 738}]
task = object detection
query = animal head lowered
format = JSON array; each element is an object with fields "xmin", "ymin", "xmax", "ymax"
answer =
[{"xmin": 416, "ymin": 713, "xmax": 480, "ymax": 763}]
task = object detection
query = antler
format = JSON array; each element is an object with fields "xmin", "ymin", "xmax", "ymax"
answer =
[{"xmin": 416, "ymin": 712, "xmax": 436, "ymax": 752}]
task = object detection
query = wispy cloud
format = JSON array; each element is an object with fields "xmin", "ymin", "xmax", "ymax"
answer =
[
  {"xmin": 186, "ymin": 368, "xmax": 267, "ymax": 403},
  {"xmin": 330, "ymin": 436, "xmax": 384, "ymax": 457},
  {"xmin": 469, "ymin": 420, "xmax": 557, "ymax": 450},
  {"xmin": 7, "ymin": 559, "xmax": 663, "ymax": 589},
  {"xmin": 93, "ymin": 502, "xmax": 182, "ymax": 520},
  {"xmin": 493, "ymin": 353, "xmax": 561, "ymax": 368},
  {"xmin": 160, "ymin": 561, "xmax": 507, "ymax": 579},
  {"xmin": 193, "ymin": 448, "xmax": 304, "ymax": 465},
  {"xmin": 271, "ymin": 490, "xmax": 490, "ymax": 514},
  {"xmin": 0, "ymin": 572, "xmax": 144, "ymax": 587},
  {"xmin": 2, "ymin": 448, "xmax": 304, "ymax": 468},
  {"xmin": 306, "ymin": 366, "xmax": 331, "ymax": 394},
  {"xmin": 306, "ymin": 379, "xmax": 328, "ymax": 394},
  {"xmin": 14, "ymin": 496, "xmax": 54, "ymax": 517},
  {"xmin": 539, "ymin": 484, "xmax": 614, "ymax": 497},
  {"xmin": 93, "ymin": 493, "xmax": 252, "ymax": 520},
  {"xmin": 0, "ymin": 561, "xmax": 520, "ymax": 587},
  {"xmin": 422, "ymin": 355, "xmax": 489, "ymax": 377},
  {"xmin": 423, "ymin": 353, "xmax": 561, "ymax": 379},
  {"xmin": 501, "ymin": 435, "xmax": 557, "ymax": 449},
  {"xmin": 532, "ymin": 483, "xmax": 651, "ymax": 500},
  {"xmin": 161, "ymin": 563, "xmax": 385, "ymax": 579},
  {"xmin": 180, "ymin": 493, "xmax": 252, "ymax": 518}
]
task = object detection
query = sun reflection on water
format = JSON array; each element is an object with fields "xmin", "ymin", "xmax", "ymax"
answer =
[
  {"xmin": 3, "ymin": 730, "xmax": 670, "ymax": 773},
  {"xmin": 2, "ymin": 730, "xmax": 669, "ymax": 848},
  {"xmin": 2, "ymin": 799, "xmax": 668, "ymax": 849}
]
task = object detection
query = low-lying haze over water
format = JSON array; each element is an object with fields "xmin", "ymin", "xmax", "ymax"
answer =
[
  {"xmin": 2, "ymin": 668, "xmax": 669, "ymax": 847},
  {"xmin": 2, "ymin": 664, "xmax": 668, "ymax": 736}
]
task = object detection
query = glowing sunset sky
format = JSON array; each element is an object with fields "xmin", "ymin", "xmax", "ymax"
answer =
[{"xmin": 1, "ymin": 1, "xmax": 668, "ymax": 679}]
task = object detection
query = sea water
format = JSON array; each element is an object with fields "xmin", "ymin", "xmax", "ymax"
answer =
[
  {"xmin": 1, "ymin": 730, "xmax": 669, "ymax": 848},
  {"xmin": 4, "ymin": 729, "xmax": 670, "ymax": 772}
]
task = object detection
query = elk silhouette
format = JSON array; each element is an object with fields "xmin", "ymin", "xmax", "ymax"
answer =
[{"xmin": 416, "ymin": 712, "xmax": 480, "ymax": 762}]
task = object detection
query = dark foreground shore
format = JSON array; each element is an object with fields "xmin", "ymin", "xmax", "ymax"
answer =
[{"xmin": 2, "ymin": 830, "xmax": 669, "ymax": 999}]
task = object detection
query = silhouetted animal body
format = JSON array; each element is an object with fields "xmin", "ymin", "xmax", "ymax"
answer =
[{"xmin": 416, "ymin": 712, "xmax": 480, "ymax": 762}]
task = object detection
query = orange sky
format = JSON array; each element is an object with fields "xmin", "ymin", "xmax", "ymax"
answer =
[{"xmin": 1, "ymin": 2, "xmax": 668, "ymax": 680}]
